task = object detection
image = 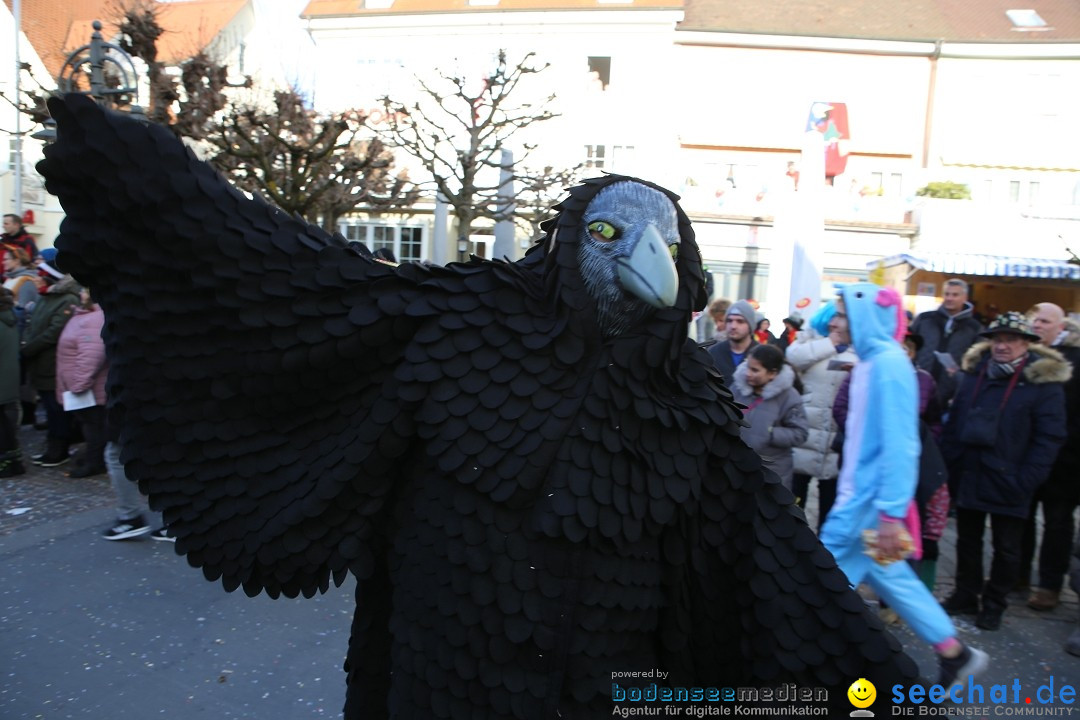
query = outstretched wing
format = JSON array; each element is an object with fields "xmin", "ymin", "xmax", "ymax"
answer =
[
  {"xmin": 38, "ymin": 94, "xmax": 434, "ymax": 599},
  {"xmin": 663, "ymin": 437, "xmax": 919, "ymax": 705}
]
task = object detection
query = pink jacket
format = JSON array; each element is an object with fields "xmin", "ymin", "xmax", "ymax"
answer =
[{"xmin": 55, "ymin": 305, "xmax": 107, "ymax": 405}]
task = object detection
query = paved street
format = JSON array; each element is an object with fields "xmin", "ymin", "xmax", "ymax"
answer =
[
  {"xmin": 2, "ymin": 423, "xmax": 1080, "ymax": 718},
  {"xmin": 1, "ymin": 426, "xmax": 353, "ymax": 719}
]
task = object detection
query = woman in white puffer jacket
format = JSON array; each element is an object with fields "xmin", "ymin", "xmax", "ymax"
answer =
[{"xmin": 784, "ymin": 301, "xmax": 856, "ymax": 530}]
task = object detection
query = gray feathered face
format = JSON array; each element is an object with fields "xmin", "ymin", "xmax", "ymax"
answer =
[{"xmin": 577, "ymin": 181, "xmax": 680, "ymax": 338}]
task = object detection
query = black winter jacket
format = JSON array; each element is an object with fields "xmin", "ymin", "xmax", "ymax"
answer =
[
  {"xmin": 911, "ymin": 303, "xmax": 983, "ymax": 405},
  {"xmin": 21, "ymin": 277, "xmax": 79, "ymax": 391},
  {"xmin": 942, "ymin": 342, "xmax": 1070, "ymax": 518},
  {"xmin": 706, "ymin": 337, "xmax": 758, "ymax": 387},
  {"xmin": 1038, "ymin": 320, "xmax": 1080, "ymax": 502}
]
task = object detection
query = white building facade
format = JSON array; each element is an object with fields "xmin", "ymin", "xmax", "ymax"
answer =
[{"xmin": 302, "ymin": 0, "xmax": 1080, "ymax": 314}]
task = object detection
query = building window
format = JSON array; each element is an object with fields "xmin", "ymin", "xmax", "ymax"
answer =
[
  {"xmin": 1006, "ymin": 9, "xmax": 1049, "ymax": 30},
  {"xmin": 585, "ymin": 145, "xmax": 606, "ymax": 170},
  {"xmin": 584, "ymin": 144, "xmax": 636, "ymax": 173},
  {"xmin": 372, "ymin": 225, "xmax": 394, "ymax": 253},
  {"xmin": 338, "ymin": 222, "xmax": 425, "ymax": 262},
  {"xmin": 887, "ymin": 173, "xmax": 903, "ymax": 196},
  {"xmin": 981, "ymin": 179, "xmax": 993, "ymax": 202},
  {"xmin": 1028, "ymin": 181, "xmax": 1040, "ymax": 204},
  {"xmin": 1009, "ymin": 181, "xmax": 1021, "ymax": 203},
  {"xmin": 340, "ymin": 224, "xmax": 364, "ymax": 242},
  {"xmin": 609, "ymin": 145, "xmax": 635, "ymax": 174},
  {"xmin": 400, "ymin": 227, "xmax": 423, "ymax": 261}
]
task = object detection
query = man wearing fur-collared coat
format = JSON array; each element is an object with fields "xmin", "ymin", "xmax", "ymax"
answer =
[{"xmin": 940, "ymin": 312, "xmax": 1069, "ymax": 632}]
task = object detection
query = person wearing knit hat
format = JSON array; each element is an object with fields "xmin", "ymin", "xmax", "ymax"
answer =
[
  {"xmin": 776, "ymin": 313, "xmax": 803, "ymax": 351},
  {"xmin": 38, "ymin": 258, "xmax": 64, "ymax": 282},
  {"xmin": 725, "ymin": 299, "xmax": 756, "ymax": 326},
  {"xmin": 706, "ymin": 299, "xmax": 759, "ymax": 386}
]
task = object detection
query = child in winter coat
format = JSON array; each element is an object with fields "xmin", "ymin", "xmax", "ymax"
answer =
[{"xmin": 730, "ymin": 344, "xmax": 809, "ymax": 490}]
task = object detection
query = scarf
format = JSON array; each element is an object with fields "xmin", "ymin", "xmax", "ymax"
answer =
[{"xmin": 987, "ymin": 353, "xmax": 1028, "ymax": 379}]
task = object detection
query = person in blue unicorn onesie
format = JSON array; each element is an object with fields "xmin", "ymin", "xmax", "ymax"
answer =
[{"xmin": 819, "ymin": 283, "xmax": 988, "ymax": 693}]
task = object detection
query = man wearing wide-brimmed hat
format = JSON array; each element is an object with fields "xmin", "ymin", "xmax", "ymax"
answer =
[{"xmin": 940, "ymin": 311, "xmax": 1070, "ymax": 632}]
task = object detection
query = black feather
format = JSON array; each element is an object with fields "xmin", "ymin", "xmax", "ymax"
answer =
[{"xmin": 38, "ymin": 95, "xmax": 918, "ymax": 718}]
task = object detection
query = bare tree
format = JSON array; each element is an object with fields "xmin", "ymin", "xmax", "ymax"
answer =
[
  {"xmin": 1, "ymin": 3, "xmax": 159, "ymax": 130},
  {"xmin": 513, "ymin": 164, "xmax": 584, "ymax": 243},
  {"xmin": 0, "ymin": 63, "xmax": 53, "ymax": 129},
  {"xmin": 378, "ymin": 50, "xmax": 560, "ymax": 253},
  {"xmin": 206, "ymin": 89, "xmax": 418, "ymax": 229},
  {"xmin": 112, "ymin": 3, "xmax": 415, "ymax": 229},
  {"xmin": 116, "ymin": 1, "xmax": 243, "ymax": 138}
]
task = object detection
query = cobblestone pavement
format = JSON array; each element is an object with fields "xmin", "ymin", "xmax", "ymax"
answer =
[{"xmin": 0, "ymin": 424, "xmax": 114, "ymax": 537}]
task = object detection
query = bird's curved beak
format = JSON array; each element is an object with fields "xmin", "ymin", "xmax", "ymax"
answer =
[{"xmin": 615, "ymin": 224, "xmax": 679, "ymax": 309}]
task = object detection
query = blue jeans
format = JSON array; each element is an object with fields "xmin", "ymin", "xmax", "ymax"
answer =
[{"xmin": 106, "ymin": 441, "xmax": 161, "ymax": 527}]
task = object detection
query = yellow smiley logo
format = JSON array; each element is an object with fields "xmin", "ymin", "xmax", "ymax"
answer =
[{"xmin": 847, "ymin": 678, "xmax": 876, "ymax": 709}]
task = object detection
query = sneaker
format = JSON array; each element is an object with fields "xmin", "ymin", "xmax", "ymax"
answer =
[
  {"xmin": 941, "ymin": 592, "xmax": 979, "ymax": 615},
  {"xmin": 38, "ymin": 453, "xmax": 70, "ymax": 468},
  {"xmin": 937, "ymin": 645, "xmax": 989, "ymax": 694},
  {"xmin": 30, "ymin": 453, "xmax": 45, "ymax": 465},
  {"xmin": 1027, "ymin": 588, "xmax": 1060, "ymax": 612},
  {"xmin": 1065, "ymin": 628, "xmax": 1080, "ymax": 657},
  {"xmin": 976, "ymin": 605, "xmax": 1004, "ymax": 631},
  {"xmin": 151, "ymin": 528, "xmax": 176, "ymax": 543},
  {"xmin": 103, "ymin": 517, "xmax": 151, "ymax": 541}
]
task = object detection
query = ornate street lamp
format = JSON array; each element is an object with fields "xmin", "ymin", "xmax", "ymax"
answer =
[
  {"xmin": 57, "ymin": 20, "xmax": 140, "ymax": 104},
  {"xmin": 32, "ymin": 20, "xmax": 145, "ymax": 142}
]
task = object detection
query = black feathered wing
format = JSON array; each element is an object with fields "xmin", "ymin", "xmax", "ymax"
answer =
[
  {"xmin": 661, "ymin": 432, "xmax": 920, "ymax": 707},
  {"xmin": 38, "ymin": 94, "xmax": 437, "ymax": 599}
]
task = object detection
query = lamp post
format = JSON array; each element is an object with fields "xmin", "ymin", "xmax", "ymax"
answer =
[
  {"xmin": 14, "ymin": 0, "xmax": 22, "ymax": 216},
  {"xmin": 32, "ymin": 20, "xmax": 145, "ymax": 143}
]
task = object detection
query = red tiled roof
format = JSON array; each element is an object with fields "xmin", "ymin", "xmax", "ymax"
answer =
[
  {"xmin": 6, "ymin": 0, "xmax": 249, "ymax": 81},
  {"xmin": 4, "ymin": 0, "xmax": 111, "ymax": 80},
  {"xmin": 154, "ymin": 0, "xmax": 248, "ymax": 64},
  {"xmin": 301, "ymin": 0, "xmax": 682, "ymax": 18},
  {"xmin": 678, "ymin": 0, "xmax": 1080, "ymax": 42}
]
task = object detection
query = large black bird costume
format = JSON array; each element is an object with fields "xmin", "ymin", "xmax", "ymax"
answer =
[{"xmin": 39, "ymin": 95, "xmax": 917, "ymax": 717}]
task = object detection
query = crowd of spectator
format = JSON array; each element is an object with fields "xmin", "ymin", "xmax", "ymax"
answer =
[
  {"xmin": 0, "ymin": 217, "xmax": 169, "ymax": 542},
  {"xmin": 701, "ymin": 279, "xmax": 1078, "ymax": 668}
]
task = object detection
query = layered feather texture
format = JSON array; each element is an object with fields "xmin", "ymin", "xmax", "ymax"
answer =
[{"xmin": 39, "ymin": 94, "xmax": 917, "ymax": 718}]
